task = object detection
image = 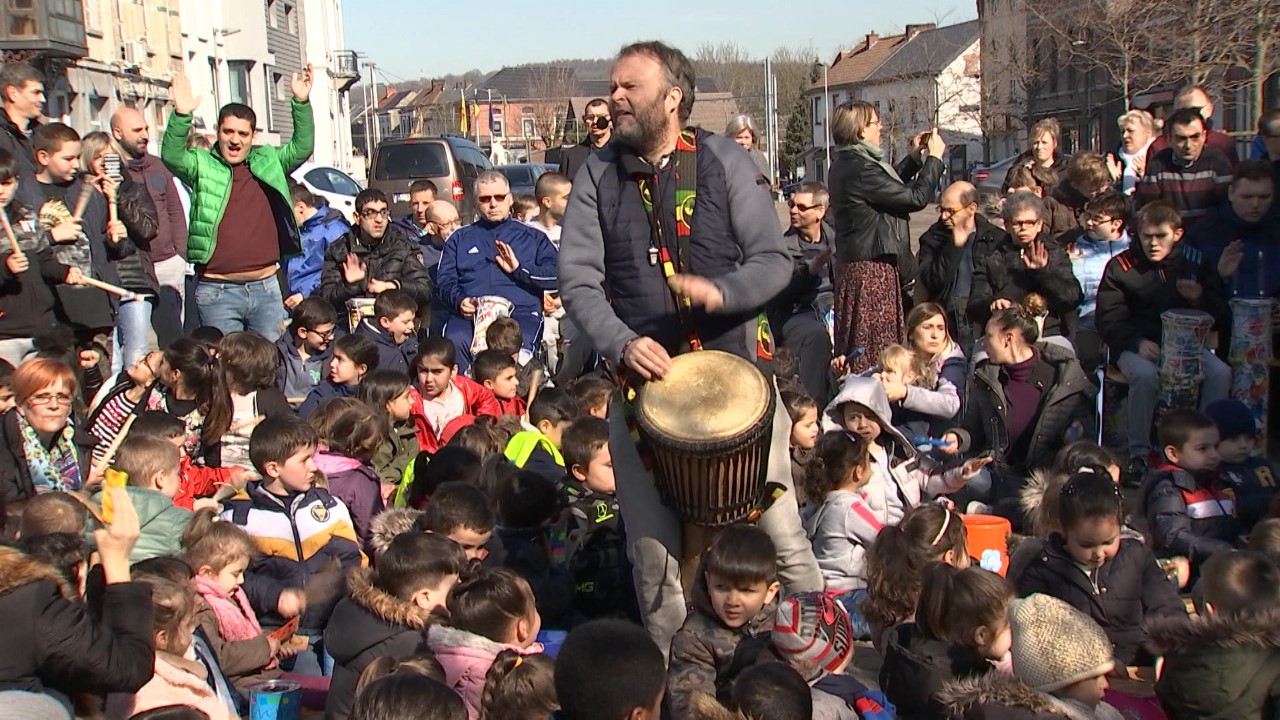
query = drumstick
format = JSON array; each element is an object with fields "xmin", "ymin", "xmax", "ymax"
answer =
[
  {"xmin": 72, "ymin": 184, "xmax": 94, "ymax": 221},
  {"xmin": 0, "ymin": 213, "xmax": 23, "ymax": 262},
  {"xmin": 524, "ymin": 368, "xmax": 543, "ymax": 419},
  {"xmin": 78, "ymin": 275, "xmax": 141, "ymax": 301},
  {"xmin": 93, "ymin": 413, "xmax": 138, "ymax": 474}
]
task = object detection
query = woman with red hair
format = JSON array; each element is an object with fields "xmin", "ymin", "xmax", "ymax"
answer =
[{"xmin": 0, "ymin": 357, "xmax": 98, "ymax": 501}]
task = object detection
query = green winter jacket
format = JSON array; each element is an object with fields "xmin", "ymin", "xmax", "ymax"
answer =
[
  {"xmin": 89, "ymin": 486, "xmax": 193, "ymax": 563},
  {"xmin": 160, "ymin": 99, "xmax": 314, "ymax": 265}
]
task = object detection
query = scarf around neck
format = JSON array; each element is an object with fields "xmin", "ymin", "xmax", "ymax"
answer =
[
  {"xmin": 193, "ymin": 574, "xmax": 275, "ymax": 669},
  {"xmin": 18, "ymin": 411, "xmax": 81, "ymax": 493},
  {"xmin": 839, "ymin": 140, "xmax": 902, "ymax": 183}
]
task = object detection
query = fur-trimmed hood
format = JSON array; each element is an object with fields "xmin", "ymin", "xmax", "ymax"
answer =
[
  {"xmin": 369, "ymin": 507, "xmax": 423, "ymax": 558},
  {"xmin": 1146, "ymin": 609, "xmax": 1280, "ymax": 656},
  {"xmin": 937, "ymin": 673, "xmax": 1061, "ymax": 717},
  {"xmin": 1020, "ymin": 468, "xmax": 1062, "ymax": 537},
  {"xmin": 345, "ymin": 567, "xmax": 432, "ymax": 630},
  {"xmin": 0, "ymin": 545, "xmax": 74, "ymax": 600}
]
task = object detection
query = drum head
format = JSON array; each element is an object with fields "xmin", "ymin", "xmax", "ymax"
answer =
[{"xmin": 637, "ymin": 350, "xmax": 771, "ymax": 443}]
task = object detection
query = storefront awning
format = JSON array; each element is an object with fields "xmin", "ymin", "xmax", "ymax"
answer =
[{"xmin": 66, "ymin": 66, "xmax": 118, "ymax": 99}]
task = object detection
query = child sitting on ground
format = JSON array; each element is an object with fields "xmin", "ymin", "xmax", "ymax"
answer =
[
  {"xmin": 130, "ymin": 411, "xmax": 245, "ymax": 511},
  {"xmin": 414, "ymin": 480, "xmax": 495, "ymax": 562},
  {"xmin": 399, "ymin": 445, "xmax": 483, "ymax": 510},
  {"xmin": 1150, "ymin": 550, "xmax": 1280, "ymax": 718},
  {"xmin": 559, "ymin": 416, "xmax": 634, "ymax": 620},
  {"xmin": 782, "ymin": 389, "xmax": 819, "ymax": 506},
  {"xmin": 880, "ymin": 564, "xmax": 1014, "ymax": 720},
  {"xmin": 87, "ymin": 351, "xmax": 161, "ymax": 463},
  {"xmin": 299, "ymin": 333, "xmax": 380, "ymax": 419},
  {"xmin": 1205, "ymin": 399, "xmax": 1277, "ymax": 533},
  {"xmin": 566, "ymin": 375, "xmax": 612, "ymax": 420},
  {"xmin": 412, "ymin": 339, "xmax": 501, "ymax": 454},
  {"xmin": 147, "ymin": 338, "xmax": 233, "ymax": 462},
  {"xmin": 1019, "ymin": 470, "xmax": 1187, "ymax": 667},
  {"xmin": 313, "ymin": 400, "xmax": 387, "ymax": 553},
  {"xmin": 875, "ymin": 343, "xmax": 960, "ymax": 442},
  {"xmin": 183, "ymin": 507, "xmax": 288, "ymax": 689},
  {"xmin": 19, "ymin": 490, "xmax": 87, "ymax": 539},
  {"xmin": 479, "ymin": 650, "xmax": 558, "ymax": 720},
  {"xmin": 504, "ymin": 389, "xmax": 578, "ymax": 483},
  {"xmin": 358, "ymin": 369, "xmax": 419, "ymax": 494},
  {"xmin": 553, "ymin": 619, "xmax": 666, "ymax": 720},
  {"xmin": 275, "ymin": 297, "xmax": 337, "ymax": 407},
  {"xmin": 213, "ymin": 331, "xmax": 294, "ymax": 469},
  {"xmin": 95, "ymin": 435, "xmax": 192, "ymax": 562},
  {"xmin": 496, "ymin": 470, "xmax": 574, "ymax": 628},
  {"xmin": 426, "ymin": 567, "xmax": 545, "ymax": 719},
  {"xmin": 357, "ymin": 289, "xmax": 419, "ymax": 376},
  {"xmin": 939, "ymin": 593, "xmax": 1124, "ymax": 720},
  {"xmin": 667, "ymin": 525, "xmax": 782, "ymax": 719},
  {"xmin": 326, "ymin": 532, "xmax": 467, "ymax": 720},
  {"xmin": 472, "ymin": 349, "xmax": 524, "ymax": 418},
  {"xmin": 487, "ymin": 318, "xmax": 546, "ymax": 399},
  {"xmin": 1141, "ymin": 409, "xmax": 1240, "ymax": 571},
  {"xmin": 1097, "ymin": 201, "xmax": 1231, "ymax": 485}
]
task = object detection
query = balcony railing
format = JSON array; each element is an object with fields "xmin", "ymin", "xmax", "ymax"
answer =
[{"xmin": 332, "ymin": 50, "xmax": 358, "ymax": 79}]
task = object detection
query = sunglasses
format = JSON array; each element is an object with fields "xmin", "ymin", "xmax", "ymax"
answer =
[
  {"xmin": 788, "ymin": 201, "xmax": 823, "ymax": 212},
  {"xmin": 587, "ymin": 116, "xmax": 611, "ymax": 130},
  {"xmin": 478, "ymin": 194, "xmax": 508, "ymax": 204}
]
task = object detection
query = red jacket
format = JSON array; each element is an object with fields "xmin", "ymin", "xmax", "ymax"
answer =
[
  {"xmin": 174, "ymin": 456, "xmax": 238, "ymax": 510},
  {"xmin": 410, "ymin": 376, "xmax": 501, "ymax": 454},
  {"xmin": 496, "ymin": 395, "xmax": 527, "ymax": 418}
]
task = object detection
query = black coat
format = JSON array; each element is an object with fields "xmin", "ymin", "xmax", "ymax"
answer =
[
  {"xmin": 1000, "ymin": 152, "xmax": 1069, "ymax": 195},
  {"xmin": 42, "ymin": 176, "xmax": 136, "ymax": 329},
  {"xmin": 324, "ymin": 568, "xmax": 433, "ymax": 720},
  {"xmin": 112, "ymin": 173, "xmax": 162, "ymax": 293},
  {"xmin": 967, "ymin": 232, "xmax": 1083, "ymax": 340},
  {"xmin": 318, "ymin": 224, "xmax": 433, "ymax": 313},
  {"xmin": 1140, "ymin": 465, "xmax": 1242, "ymax": 564},
  {"xmin": 0, "ymin": 204, "xmax": 71, "ymax": 339},
  {"xmin": 829, "ymin": 149, "xmax": 944, "ymax": 282},
  {"xmin": 0, "ymin": 546, "xmax": 154, "ymax": 707},
  {"xmin": 1149, "ymin": 607, "xmax": 1280, "ymax": 720},
  {"xmin": 1012, "ymin": 534, "xmax": 1186, "ymax": 666},
  {"xmin": 0, "ymin": 408, "xmax": 97, "ymax": 503},
  {"xmin": 0, "ymin": 112, "xmax": 38, "ymax": 201},
  {"xmin": 880, "ymin": 623, "xmax": 992, "ymax": 720}
]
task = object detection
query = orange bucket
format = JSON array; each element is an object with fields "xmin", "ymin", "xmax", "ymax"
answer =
[{"xmin": 963, "ymin": 514, "xmax": 1012, "ymax": 576}]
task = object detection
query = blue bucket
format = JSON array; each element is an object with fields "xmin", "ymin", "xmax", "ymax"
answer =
[
  {"xmin": 536, "ymin": 630, "xmax": 568, "ymax": 658},
  {"xmin": 249, "ymin": 679, "xmax": 302, "ymax": 720}
]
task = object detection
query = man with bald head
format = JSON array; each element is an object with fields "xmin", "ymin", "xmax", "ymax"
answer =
[
  {"xmin": 112, "ymin": 106, "xmax": 188, "ymax": 344},
  {"xmin": 915, "ymin": 180, "xmax": 1003, "ymax": 348},
  {"xmin": 421, "ymin": 199, "xmax": 461, "ymax": 334},
  {"xmin": 1146, "ymin": 85, "xmax": 1239, "ymax": 167}
]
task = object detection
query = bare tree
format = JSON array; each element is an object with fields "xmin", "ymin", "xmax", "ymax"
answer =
[
  {"xmin": 527, "ymin": 67, "xmax": 577, "ymax": 147},
  {"xmin": 1220, "ymin": 0, "xmax": 1280, "ymax": 113},
  {"xmin": 696, "ymin": 42, "xmax": 765, "ymax": 119}
]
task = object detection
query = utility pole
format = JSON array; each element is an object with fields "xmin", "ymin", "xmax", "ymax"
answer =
[{"xmin": 367, "ymin": 63, "xmax": 379, "ymax": 147}]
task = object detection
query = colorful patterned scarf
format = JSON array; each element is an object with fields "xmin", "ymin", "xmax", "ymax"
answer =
[{"xmin": 18, "ymin": 411, "xmax": 82, "ymax": 493}]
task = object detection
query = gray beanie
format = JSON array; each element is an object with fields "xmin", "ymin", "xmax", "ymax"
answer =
[
  {"xmin": 0, "ymin": 691, "xmax": 71, "ymax": 720},
  {"xmin": 1010, "ymin": 594, "xmax": 1115, "ymax": 692}
]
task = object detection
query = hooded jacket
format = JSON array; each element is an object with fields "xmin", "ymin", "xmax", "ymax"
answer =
[
  {"xmin": 409, "ymin": 379, "xmax": 501, "ymax": 454},
  {"xmin": 667, "ymin": 562, "xmax": 779, "ymax": 720},
  {"xmin": 879, "ymin": 622, "xmax": 993, "ymax": 720},
  {"xmin": 289, "ymin": 202, "xmax": 349, "ymax": 299},
  {"xmin": 356, "ymin": 318, "xmax": 418, "ymax": 376},
  {"xmin": 324, "ymin": 568, "xmax": 435, "ymax": 720},
  {"xmin": 426, "ymin": 624, "xmax": 544, "ymax": 720},
  {"xmin": 314, "ymin": 450, "xmax": 384, "ymax": 555},
  {"xmin": 125, "ymin": 152, "xmax": 187, "ymax": 263},
  {"xmin": 369, "ymin": 507, "xmax": 423, "ymax": 556},
  {"xmin": 967, "ymin": 231, "xmax": 1083, "ymax": 341},
  {"xmin": 1140, "ymin": 463, "xmax": 1240, "ymax": 564},
  {"xmin": 1186, "ymin": 201, "xmax": 1280, "ymax": 299},
  {"xmin": 938, "ymin": 672, "xmax": 1118, "ymax": 720},
  {"xmin": 1013, "ymin": 533, "xmax": 1186, "ymax": 666},
  {"xmin": 1148, "ymin": 608, "xmax": 1280, "ymax": 719},
  {"xmin": 319, "ymin": 223, "xmax": 432, "ymax": 311},
  {"xmin": 0, "ymin": 546, "xmax": 153, "ymax": 707},
  {"xmin": 275, "ymin": 333, "xmax": 333, "ymax": 406},
  {"xmin": 89, "ymin": 486, "xmax": 193, "ymax": 563}
]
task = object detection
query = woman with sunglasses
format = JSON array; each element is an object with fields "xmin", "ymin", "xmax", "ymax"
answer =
[{"xmin": 0, "ymin": 357, "xmax": 99, "ymax": 501}]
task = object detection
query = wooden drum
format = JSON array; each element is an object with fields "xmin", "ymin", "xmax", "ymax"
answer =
[{"xmin": 634, "ymin": 350, "xmax": 775, "ymax": 527}]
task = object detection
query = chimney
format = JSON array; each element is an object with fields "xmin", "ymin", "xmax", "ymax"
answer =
[
  {"xmin": 865, "ymin": 32, "xmax": 879, "ymax": 49},
  {"xmin": 383, "ymin": 86, "xmax": 397, "ymax": 100},
  {"xmin": 905, "ymin": 23, "xmax": 936, "ymax": 40}
]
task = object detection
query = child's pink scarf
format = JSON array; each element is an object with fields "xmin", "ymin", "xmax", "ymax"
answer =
[{"xmin": 194, "ymin": 575, "xmax": 275, "ymax": 667}]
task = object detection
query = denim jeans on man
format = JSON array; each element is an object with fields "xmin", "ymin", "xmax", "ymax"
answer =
[
  {"xmin": 194, "ymin": 277, "xmax": 288, "ymax": 341},
  {"xmin": 112, "ymin": 298, "xmax": 154, "ymax": 374}
]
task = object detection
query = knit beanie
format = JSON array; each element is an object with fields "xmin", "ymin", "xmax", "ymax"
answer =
[
  {"xmin": 1204, "ymin": 399, "xmax": 1257, "ymax": 441},
  {"xmin": 1010, "ymin": 594, "xmax": 1115, "ymax": 692},
  {"xmin": 772, "ymin": 591, "xmax": 854, "ymax": 674},
  {"xmin": 0, "ymin": 691, "xmax": 71, "ymax": 720}
]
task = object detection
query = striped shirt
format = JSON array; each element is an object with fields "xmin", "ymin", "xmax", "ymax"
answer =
[
  {"xmin": 89, "ymin": 391, "xmax": 139, "ymax": 463},
  {"xmin": 1134, "ymin": 147, "xmax": 1233, "ymax": 227}
]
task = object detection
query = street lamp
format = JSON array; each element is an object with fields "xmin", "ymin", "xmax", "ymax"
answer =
[
  {"xmin": 211, "ymin": 27, "xmax": 241, "ymax": 110},
  {"xmin": 811, "ymin": 59, "xmax": 832, "ymax": 178}
]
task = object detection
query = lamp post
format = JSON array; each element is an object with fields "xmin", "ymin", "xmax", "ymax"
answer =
[{"xmin": 211, "ymin": 27, "xmax": 241, "ymax": 111}]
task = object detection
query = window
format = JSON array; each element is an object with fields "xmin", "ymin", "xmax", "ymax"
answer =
[
  {"xmin": 274, "ymin": 72, "xmax": 286, "ymax": 101},
  {"xmin": 285, "ymin": 3, "xmax": 297, "ymax": 34},
  {"xmin": 522, "ymin": 118, "xmax": 536, "ymax": 138},
  {"xmin": 323, "ymin": 168, "xmax": 362, "ymax": 195},
  {"xmin": 228, "ymin": 61, "xmax": 251, "ymax": 106},
  {"xmin": 267, "ymin": 0, "xmax": 278, "ymax": 27},
  {"xmin": 85, "ymin": 0, "xmax": 103, "ymax": 35},
  {"xmin": 209, "ymin": 57, "xmax": 220, "ymax": 108},
  {"xmin": 304, "ymin": 168, "xmax": 334, "ymax": 193}
]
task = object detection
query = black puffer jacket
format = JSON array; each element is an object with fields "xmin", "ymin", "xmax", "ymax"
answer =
[
  {"xmin": 829, "ymin": 148, "xmax": 944, "ymax": 282},
  {"xmin": 879, "ymin": 622, "xmax": 992, "ymax": 720},
  {"xmin": 967, "ymin": 232, "xmax": 1083, "ymax": 340},
  {"xmin": 0, "ymin": 204, "xmax": 70, "ymax": 339},
  {"xmin": 111, "ymin": 173, "xmax": 161, "ymax": 293},
  {"xmin": 1013, "ymin": 534, "xmax": 1186, "ymax": 666},
  {"xmin": 1140, "ymin": 464, "xmax": 1241, "ymax": 564},
  {"xmin": 318, "ymin": 223, "xmax": 432, "ymax": 312},
  {"xmin": 1149, "ymin": 608, "xmax": 1280, "ymax": 720}
]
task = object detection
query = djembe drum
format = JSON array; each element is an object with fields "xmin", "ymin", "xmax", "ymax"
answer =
[
  {"xmin": 470, "ymin": 295, "xmax": 514, "ymax": 354},
  {"xmin": 1229, "ymin": 298, "xmax": 1273, "ymax": 438},
  {"xmin": 1158, "ymin": 309, "xmax": 1214, "ymax": 414},
  {"xmin": 345, "ymin": 297, "xmax": 375, "ymax": 332},
  {"xmin": 633, "ymin": 350, "xmax": 775, "ymax": 595}
]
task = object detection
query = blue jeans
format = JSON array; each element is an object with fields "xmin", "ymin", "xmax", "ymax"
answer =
[
  {"xmin": 194, "ymin": 277, "xmax": 288, "ymax": 342},
  {"xmin": 112, "ymin": 297, "xmax": 153, "ymax": 374},
  {"xmin": 834, "ymin": 589, "xmax": 872, "ymax": 640},
  {"xmin": 279, "ymin": 631, "xmax": 334, "ymax": 677}
]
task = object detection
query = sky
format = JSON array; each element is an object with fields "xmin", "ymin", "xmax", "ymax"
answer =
[{"xmin": 342, "ymin": 0, "xmax": 976, "ymax": 84}]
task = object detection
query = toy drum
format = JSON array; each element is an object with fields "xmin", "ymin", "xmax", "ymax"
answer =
[
  {"xmin": 249, "ymin": 679, "xmax": 302, "ymax": 720},
  {"xmin": 962, "ymin": 513, "xmax": 1012, "ymax": 576},
  {"xmin": 634, "ymin": 350, "xmax": 775, "ymax": 527},
  {"xmin": 1229, "ymin": 298, "xmax": 1273, "ymax": 439},
  {"xmin": 470, "ymin": 295, "xmax": 514, "ymax": 354},
  {"xmin": 1158, "ymin": 309, "xmax": 1214, "ymax": 413},
  {"xmin": 345, "ymin": 297, "xmax": 375, "ymax": 332}
]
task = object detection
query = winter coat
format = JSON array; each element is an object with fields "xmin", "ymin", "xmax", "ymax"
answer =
[
  {"xmin": 967, "ymin": 232, "xmax": 1083, "ymax": 341},
  {"xmin": 42, "ymin": 175, "xmax": 134, "ymax": 329},
  {"xmin": 325, "ymin": 568, "xmax": 434, "ymax": 720},
  {"xmin": 105, "ymin": 650, "xmax": 234, "ymax": 720},
  {"xmin": 829, "ymin": 149, "xmax": 944, "ymax": 283},
  {"xmin": 1148, "ymin": 608, "xmax": 1280, "ymax": 719},
  {"xmin": 0, "ymin": 546, "xmax": 153, "ymax": 706},
  {"xmin": 368, "ymin": 506, "xmax": 422, "ymax": 557},
  {"xmin": 318, "ymin": 224, "xmax": 432, "ymax": 311},
  {"xmin": 191, "ymin": 595, "xmax": 275, "ymax": 684},
  {"xmin": 112, "ymin": 172, "xmax": 162, "ymax": 294},
  {"xmin": 356, "ymin": 318, "xmax": 418, "ymax": 376},
  {"xmin": 426, "ymin": 624, "xmax": 544, "ymax": 720},
  {"xmin": 371, "ymin": 420, "xmax": 421, "ymax": 490},
  {"xmin": 1095, "ymin": 242, "xmax": 1230, "ymax": 357},
  {"xmin": 1134, "ymin": 146, "xmax": 1233, "ymax": 227},
  {"xmin": 560, "ymin": 476, "xmax": 633, "ymax": 619},
  {"xmin": 89, "ymin": 486, "xmax": 193, "ymax": 563},
  {"xmin": 949, "ymin": 341, "xmax": 1096, "ymax": 478},
  {"xmin": 916, "ymin": 212, "xmax": 1004, "ymax": 318},
  {"xmin": 1001, "ymin": 152, "xmax": 1070, "ymax": 195},
  {"xmin": 160, "ymin": 100, "xmax": 313, "ymax": 264},
  {"xmin": 0, "ymin": 204, "xmax": 71, "ymax": 339},
  {"xmin": 409, "ymin": 379, "xmax": 501, "ymax": 454},
  {"xmin": 811, "ymin": 672, "xmax": 897, "ymax": 720},
  {"xmin": 879, "ymin": 622, "xmax": 993, "ymax": 720},
  {"xmin": 772, "ymin": 221, "xmax": 836, "ymax": 317},
  {"xmin": 436, "ymin": 217, "xmax": 558, "ymax": 323},
  {"xmin": 1185, "ymin": 201, "xmax": 1280, "ymax": 300},
  {"xmin": 125, "ymin": 152, "xmax": 187, "ymax": 262},
  {"xmin": 939, "ymin": 672, "xmax": 1118, "ymax": 720},
  {"xmin": 495, "ymin": 523, "xmax": 574, "ymax": 628},
  {"xmin": 298, "ymin": 379, "xmax": 356, "ymax": 419},
  {"xmin": 1013, "ymin": 533, "xmax": 1186, "ymax": 666},
  {"xmin": 0, "ymin": 408, "xmax": 96, "ymax": 502},
  {"xmin": 504, "ymin": 430, "xmax": 564, "ymax": 484},
  {"xmin": 1219, "ymin": 457, "xmax": 1278, "ymax": 533},
  {"xmin": 313, "ymin": 450, "xmax": 385, "ymax": 554},
  {"xmin": 289, "ymin": 202, "xmax": 349, "ymax": 299},
  {"xmin": 1140, "ymin": 464, "xmax": 1241, "ymax": 564},
  {"xmin": 275, "ymin": 333, "xmax": 333, "ymax": 406},
  {"xmin": 0, "ymin": 112, "xmax": 37, "ymax": 188},
  {"xmin": 667, "ymin": 564, "xmax": 778, "ymax": 720}
]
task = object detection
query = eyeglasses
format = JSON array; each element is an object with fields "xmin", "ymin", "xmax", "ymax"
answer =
[
  {"xmin": 477, "ymin": 194, "xmax": 508, "ymax": 204},
  {"xmin": 938, "ymin": 205, "xmax": 969, "ymax": 217},
  {"xmin": 359, "ymin": 208, "xmax": 391, "ymax": 219},
  {"xmin": 435, "ymin": 218, "xmax": 461, "ymax": 228},
  {"xmin": 307, "ymin": 327, "xmax": 336, "ymax": 341},
  {"xmin": 1084, "ymin": 214, "xmax": 1116, "ymax": 225},
  {"xmin": 788, "ymin": 201, "xmax": 824, "ymax": 212},
  {"xmin": 1009, "ymin": 219, "xmax": 1041, "ymax": 229},
  {"xmin": 28, "ymin": 392, "xmax": 73, "ymax": 407}
]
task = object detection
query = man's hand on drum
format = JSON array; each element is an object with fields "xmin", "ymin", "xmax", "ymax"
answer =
[
  {"xmin": 623, "ymin": 336, "xmax": 673, "ymax": 381},
  {"xmin": 1176, "ymin": 278, "xmax": 1202, "ymax": 304},
  {"xmin": 459, "ymin": 297, "xmax": 477, "ymax": 318},
  {"xmin": 668, "ymin": 274, "xmax": 723, "ymax": 312},
  {"xmin": 1138, "ymin": 339, "xmax": 1161, "ymax": 362}
]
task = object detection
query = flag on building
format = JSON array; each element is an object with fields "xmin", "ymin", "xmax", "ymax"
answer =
[{"xmin": 459, "ymin": 85, "xmax": 469, "ymax": 134}]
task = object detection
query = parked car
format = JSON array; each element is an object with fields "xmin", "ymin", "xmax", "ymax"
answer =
[
  {"xmin": 369, "ymin": 136, "xmax": 493, "ymax": 220},
  {"xmin": 291, "ymin": 162, "xmax": 363, "ymax": 222},
  {"xmin": 970, "ymin": 153, "xmax": 1020, "ymax": 201},
  {"xmin": 495, "ymin": 163, "xmax": 557, "ymax": 198}
]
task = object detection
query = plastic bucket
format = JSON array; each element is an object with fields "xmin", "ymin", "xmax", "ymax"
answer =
[
  {"xmin": 963, "ymin": 513, "xmax": 1012, "ymax": 576},
  {"xmin": 249, "ymin": 679, "xmax": 302, "ymax": 720}
]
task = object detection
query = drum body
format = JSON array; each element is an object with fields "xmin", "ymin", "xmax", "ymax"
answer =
[
  {"xmin": 1229, "ymin": 298, "xmax": 1273, "ymax": 439},
  {"xmin": 345, "ymin": 297, "xmax": 375, "ymax": 332},
  {"xmin": 471, "ymin": 295, "xmax": 514, "ymax": 354},
  {"xmin": 634, "ymin": 350, "xmax": 774, "ymax": 527},
  {"xmin": 1158, "ymin": 309, "xmax": 1213, "ymax": 413}
]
